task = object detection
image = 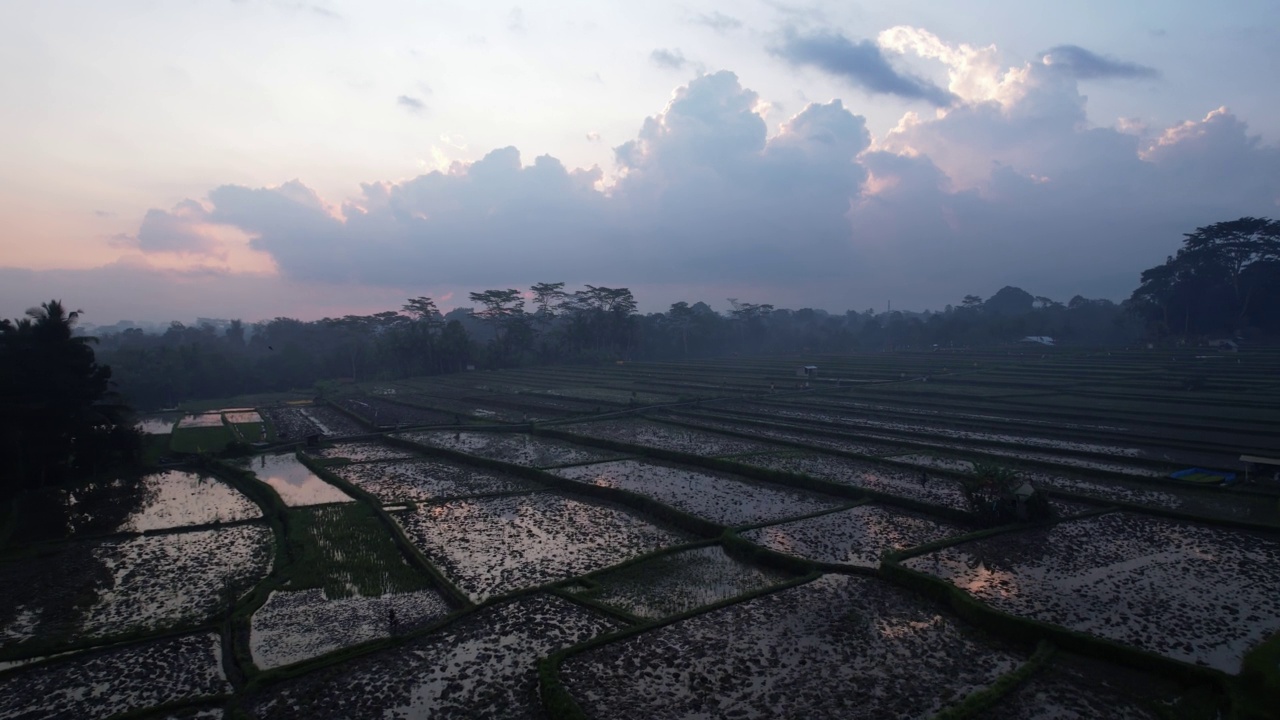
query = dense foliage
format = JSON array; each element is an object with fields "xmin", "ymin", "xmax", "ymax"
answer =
[
  {"xmin": 91, "ymin": 286, "xmax": 1138, "ymax": 410},
  {"xmin": 81, "ymin": 217, "xmax": 1279, "ymax": 411},
  {"xmin": 1129, "ymin": 217, "xmax": 1280, "ymax": 338},
  {"xmin": 0, "ymin": 301, "xmax": 141, "ymax": 493}
]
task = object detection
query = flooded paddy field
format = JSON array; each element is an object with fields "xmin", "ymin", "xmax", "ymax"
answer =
[
  {"xmin": 242, "ymin": 453, "xmax": 354, "ymax": 506},
  {"xmin": 299, "ymin": 405, "xmax": 367, "ymax": 436},
  {"xmin": 904, "ymin": 512, "xmax": 1280, "ymax": 672},
  {"xmin": 248, "ymin": 594, "xmax": 617, "ymax": 719},
  {"xmin": 562, "ymin": 574, "xmax": 1025, "ymax": 719},
  {"xmin": 566, "ymin": 545, "xmax": 795, "ymax": 619},
  {"xmin": 259, "ymin": 406, "xmax": 323, "ymax": 440},
  {"xmin": 392, "ymin": 493, "xmax": 692, "ymax": 601},
  {"xmin": 1, "ymin": 525, "xmax": 272, "ymax": 648},
  {"xmin": 561, "ymin": 418, "xmax": 785, "ymax": 457},
  {"xmin": 660, "ymin": 412, "xmax": 909, "ymax": 456},
  {"xmin": 331, "ymin": 458, "xmax": 534, "ymax": 504},
  {"xmin": 333, "ymin": 396, "xmax": 458, "ymax": 428},
  {"xmin": 394, "ymin": 430, "xmax": 626, "ymax": 467},
  {"xmin": 9, "ymin": 352, "xmax": 1280, "ymax": 717},
  {"xmin": 984, "ymin": 653, "xmax": 1188, "ymax": 720},
  {"xmin": 552, "ymin": 459, "xmax": 846, "ymax": 526},
  {"xmin": 137, "ymin": 413, "xmax": 181, "ymax": 435},
  {"xmin": 741, "ymin": 504, "xmax": 967, "ymax": 568},
  {"xmin": 250, "ymin": 588, "xmax": 452, "ymax": 670},
  {"xmin": 310, "ymin": 441, "xmax": 419, "ymax": 463},
  {"xmin": 0, "ymin": 633, "xmax": 229, "ymax": 720},
  {"xmin": 736, "ymin": 452, "xmax": 971, "ymax": 511},
  {"xmin": 114, "ymin": 470, "xmax": 261, "ymax": 532}
]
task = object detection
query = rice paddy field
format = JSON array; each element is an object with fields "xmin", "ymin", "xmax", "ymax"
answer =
[{"xmin": 4, "ymin": 349, "xmax": 1280, "ymax": 718}]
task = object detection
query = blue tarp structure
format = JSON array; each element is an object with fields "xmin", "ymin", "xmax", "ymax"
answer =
[{"xmin": 1169, "ymin": 468, "xmax": 1237, "ymax": 485}]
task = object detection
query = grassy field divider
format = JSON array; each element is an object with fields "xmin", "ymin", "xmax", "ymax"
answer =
[
  {"xmin": 0, "ymin": 621, "xmax": 228, "ymax": 677},
  {"xmin": 674, "ymin": 403, "xmax": 1184, "ymax": 481},
  {"xmin": 534, "ymin": 425, "xmax": 976, "ymax": 524},
  {"xmin": 1233, "ymin": 631, "xmax": 1280, "ymax": 719},
  {"xmin": 318, "ymin": 397, "xmax": 378, "ymax": 431},
  {"xmin": 1041, "ymin": 488, "xmax": 1280, "ymax": 534},
  {"xmin": 204, "ymin": 459, "xmax": 291, "ymax": 685},
  {"xmin": 730, "ymin": 499, "xmax": 871, "ymax": 534},
  {"xmin": 930, "ymin": 640, "xmax": 1056, "ymax": 720},
  {"xmin": 293, "ymin": 452, "xmax": 472, "ymax": 608},
  {"xmin": 538, "ymin": 570, "xmax": 824, "ymax": 720},
  {"xmin": 382, "ymin": 433, "xmax": 725, "ymax": 540}
]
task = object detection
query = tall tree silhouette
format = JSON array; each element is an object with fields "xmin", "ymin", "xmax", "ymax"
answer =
[{"xmin": 1, "ymin": 300, "xmax": 140, "ymax": 493}]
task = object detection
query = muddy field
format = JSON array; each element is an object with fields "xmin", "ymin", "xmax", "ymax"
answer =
[
  {"xmin": 735, "ymin": 452, "xmax": 971, "ymax": 511},
  {"xmin": 6, "ymin": 351, "xmax": 1280, "ymax": 718},
  {"xmin": 1, "ymin": 525, "xmax": 273, "ymax": 647},
  {"xmin": 250, "ymin": 588, "xmax": 452, "ymax": 670},
  {"xmin": 567, "ymin": 545, "xmax": 794, "ymax": 619},
  {"xmin": 332, "ymin": 458, "xmax": 534, "ymax": 504},
  {"xmin": 394, "ymin": 430, "xmax": 626, "ymax": 468},
  {"xmin": 248, "ymin": 594, "xmax": 616, "ymax": 719},
  {"xmin": 741, "ymin": 504, "xmax": 966, "ymax": 568},
  {"xmin": 562, "ymin": 418, "xmax": 784, "ymax": 457},
  {"xmin": 562, "ymin": 574, "xmax": 1025, "ymax": 719},
  {"xmin": 0, "ymin": 633, "xmax": 228, "ymax": 720},
  {"xmin": 393, "ymin": 493, "xmax": 692, "ymax": 601},
  {"xmin": 905, "ymin": 512, "xmax": 1280, "ymax": 672},
  {"xmin": 552, "ymin": 459, "xmax": 845, "ymax": 526}
]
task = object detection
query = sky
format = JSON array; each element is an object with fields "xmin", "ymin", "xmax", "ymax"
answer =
[{"xmin": 1, "ymin": 0, "xmax": 1278, "ymax": 324}]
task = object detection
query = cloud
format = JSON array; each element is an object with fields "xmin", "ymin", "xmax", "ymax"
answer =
[
  {"xmin": 1041, "ymin": 45, "xmax": 1159, "ymax": 80},
  {"xmin": 508, "ymin": 6, "xmax": 524, "ymax": 33},
  {"xmin": 397, "ymin": 95, "xmax": 426, "ymax": 113},
  {"xmin": 775, "ymin": 29, "xmax": 955, "ymax": 106},
  {"xmin": 135, "ymin": 200, "xmax": 216, "ymax": 254},
  {"xmin": 119, "ymin": 60, "xmax": 1279, "ymax": 314},
  {"xmin": 650, "ymin": 48, "xmax": 688, "ymax": 70},
  {"xmin": 695, "ymin": 11, "xmax": 741, "ymax": 32}
]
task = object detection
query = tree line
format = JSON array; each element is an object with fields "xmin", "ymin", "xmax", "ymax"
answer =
[
  {"xmin": 2, "ymin": 216, "xmax": 1274, "ymax": 492},
  {"xmin": 88, "ymin": 282, "xmax": 1146, "ymax": 411}
]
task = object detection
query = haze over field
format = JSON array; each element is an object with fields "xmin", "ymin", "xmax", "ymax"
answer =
[{"xmin": 2, "ymin": 0, "xmax": 1278, "ymax": 322}]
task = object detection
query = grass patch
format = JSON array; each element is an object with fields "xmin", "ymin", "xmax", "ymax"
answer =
[
  {"xmin": 284, "ymin": 503, "xmax": 434, "ymax": 599},
  {"xmin": 232, "ymin": 422, "xmax": 265, "ymax": 443},
  {"xmin": 171, "ymin": 425, "xmax": 235, "ymax": 454}
]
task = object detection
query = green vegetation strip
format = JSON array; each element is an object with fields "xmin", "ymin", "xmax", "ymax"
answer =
[
  {"xmin": 294, "ymin": 452, "xmax": 471, "ymax": 607},
  {"xmin": 171, "ymin": 424, "xmax": 235, "ymax": 454},
  {"xmin": 930, "ymin": 640, "xmax": 1056, "ymax": 720},
  {"xmin": 284, "ymin": 503, "xmax": 433, "ymax": 598}
]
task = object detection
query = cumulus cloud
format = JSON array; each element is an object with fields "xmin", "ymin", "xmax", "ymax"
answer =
[
  {"xmin": 135, "ymin": 200, "xmax": 216, "ymax": 254},
  {"xmin": 120, "ymin": 52, "xmax": 1279, "ymax": 313},
  {"xmin": 775, "ymin": 29, "xmax": 955, "ymax": 106},
  {"xmin": 650, "ymin": 48, "xmax": 688, "ymax": 70},
  {"xmin": 1040, "ymin": 45, "xmax": 1159, "ymax": 80}
]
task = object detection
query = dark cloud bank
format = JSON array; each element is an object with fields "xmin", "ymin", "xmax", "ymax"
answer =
[{"xmin": 5, "ymin": 61, "xmax": 1277, "ymax": 322}]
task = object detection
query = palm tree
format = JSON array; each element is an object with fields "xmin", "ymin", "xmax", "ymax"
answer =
[{"xmin": 1, "ymin": 300, "xmax": 140, "ymax": 493}]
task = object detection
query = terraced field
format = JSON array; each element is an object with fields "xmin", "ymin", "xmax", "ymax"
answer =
[{"xmin": 4, "ymin": 349, "xmax": 1279, "ymax": 718}]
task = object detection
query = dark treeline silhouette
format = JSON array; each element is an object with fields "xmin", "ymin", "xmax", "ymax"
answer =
[
  {"xmin": 1129, "ymin": 217, "xmax": 1280, "ymax": 338},
  {"xmin": 92, "ymin": 285, "xmax": 1137, "ymax": 411},
  {"xmin": 88, "ymin": 217, "xmax": 1278, "ymax": 411},
  {"xmin": 1, "ymin": 301, "xmax": 142, "ymax": 494}
]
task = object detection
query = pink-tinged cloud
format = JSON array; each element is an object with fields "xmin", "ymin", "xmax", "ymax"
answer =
[{"xmin": 12, "ymin": 44, "xmax": 1279, "ymax": 323}]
